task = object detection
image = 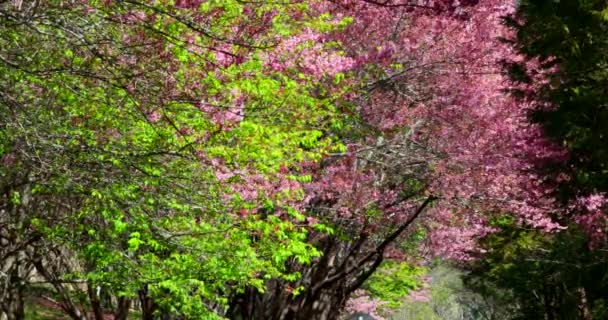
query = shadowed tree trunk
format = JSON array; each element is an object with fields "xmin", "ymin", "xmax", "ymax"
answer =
[
  {"xmin": 0, "ymin": 183, "xmax": 39, "ymax": 320},
  {"xmin": 31, "ymin": 257, "xmax": 88, "ymax": 320},
  {"xmin": 88, "ymin": 283, "xmax": 104, "ymax": 320},
  {"xmin": 114, "ymin": 297, "xmax": 131, "ymax": 320},
  {"xmin": 227, "ymin": 197, "xmax": 433, "ymax": 320},
  {"xmin": 542, "ymin": 283, "xmax": 555, "ymax": 320},
  {"xmin": 140, "ymin": 285, "xmax": 157, "ymax": 320},
  {"xmin": 0, "ymin": 254, "xmax": 27, "ymax": 320},
  {"xmin": 0, "ymin": 282, "xmax": 25, "ymax": 320},
  {"xmin": 576, "ymin": 287, "xmax": 591, "ymax": 320}
]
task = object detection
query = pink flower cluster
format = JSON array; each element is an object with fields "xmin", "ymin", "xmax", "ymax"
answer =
[
  {"xmin": 198, "ymin": 91, "xmax": 245, "ymax": 129},
  {"xmin": 173, "ymin": 0, "xmax": 204, "ymax": 10},
  {"xmin": 262, "ymin": 28, "xmax": 355, "ymax": 79},
  {"xmin": 344, "ymin": 290, "xmax": 387, "ymax": 320},
  {"xmin": 322, "ymin": 0, "xmax": 572, "ymax": 259},
  {"xmin": 208, "ymin": 157, "xmax": 305, "ymax": 215},
  {"xmin": 573, "ymin": 194, "xmax": 607, "ymax": 247}
]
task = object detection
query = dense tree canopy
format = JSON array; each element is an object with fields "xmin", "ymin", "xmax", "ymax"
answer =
[
  {"xmin": 503, "ymin": 0, "xmax": 608, "ymax": 245},
  {"xmin": 1, "ymin": 1, "xmax": 349, "ymax": 318},
  {"xmin": 1, "ymin": 0, "xmax": 606, "ymax": 319}
]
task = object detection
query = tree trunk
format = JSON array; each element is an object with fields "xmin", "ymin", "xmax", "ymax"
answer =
[
  {"xmin": 7, "ymin": 293, "xmax": 24, "ymax": 320},
  {"xmin": 139, "ymin": 285, "xmax": 156, "ymax": 320},
  {"xmin": 543, "ymin": 283, "xmax": 555, "ymax": 320},
  {"xmin": 228, "ymin": 279, "xmax": 349, "ymax": 320},
  {"xmin": 0, "ymin": 289, "xmax": 25, "ymax": 320},
  {"xmin": 88, "ymin": 283, "xmax": 104, "ymax": 320},
  {"xmin": 0, "ymin": 185, "xmax": 32, "ymax": 320},
  {"xmin": 0, "ymin": 263, "xmax": 26, "ymax": 320},
  {"xmin": 575, "ymin": 287, "xmax": 591, "ymax": 320},
  {"xmin": 114, "ymin": 297, "xmax": 131, "ymax": 320},
  {"xmin": 31, "ymin": 259, "xmax": 88, "ymax": 320},
  {"xmin": 226, "ymin": 197, "xmax": 434, "ymax": 320},
  {"xmin": 227, "ymin": 197, "xmax": 432, "ymax": 320}
]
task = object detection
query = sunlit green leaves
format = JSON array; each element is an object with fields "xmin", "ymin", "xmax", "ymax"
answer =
[
  {"xmin": 364, "ymin": 260, "xmax": 426, "ymax": 309},
  {"xmin": 0, "ymin": 0, "xmax": 355, "ymax": 317}
]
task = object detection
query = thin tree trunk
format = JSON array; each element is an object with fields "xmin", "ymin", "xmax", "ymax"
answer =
[
  {"xmin": 576, "ymin": 287, "xmax": 591, "ymax": 320},
  {"xmin": 3, "ymin": 288, "xmax": 25, "ymax": 320},
  {"xmin": 87, "ymin": 283, "xmax": 104, "ymax": 320},
  {"xmin": 0, "ymin": 264, "xmax": 26, "ymax": 320},
  {"xmin": 228, "ymin": 198, "xmax": 434, "ymax": 320},
  {"xmin": 0, "ymin": 186, "xmax": 30, "ymax": 320},
  {"xmin": 543, "ymin": 284, "xmax": 555, "ymax": 320},
  {"xmin": 139, "ymin": 286, "xmax": 156, "ymax": 320},
  {"xmin": 31, "ymin": 260, "xmax": 88, "ymax": 320},
  {"xmin": 114, "ymin": 297, "xmax": 131, "ymax": 320}
]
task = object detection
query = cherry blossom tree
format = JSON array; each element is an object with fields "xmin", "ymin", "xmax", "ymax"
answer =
[
  {"xmin": 225, "ymin": 0, "xmax": 584, "ymax": 317},
  {"xmin": 2, "ymin": 0, "xmax": 595, "ymax": 319}
]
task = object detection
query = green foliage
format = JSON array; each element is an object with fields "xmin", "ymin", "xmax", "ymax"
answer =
[
  {"xmin": 0, "ymin": 0, "xmax": 354, "ymax": 318},
  {"xmin": 466, "ymin": 226, "xmax": 608, "ymax": 320},
  {"xmin": 395, "ymin": 263, "xmax": 519, "ymax": 320},
  {"xmin": 363, "ymin": 260, "xmax": 425, "ymax": 309},
  {"xmin": 487, "ymin": 2, "xmax": 608, "ymax": 318},
  {"xmin": 504, "ymin": 0, "xmax": 608, "ymax": 196}
]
